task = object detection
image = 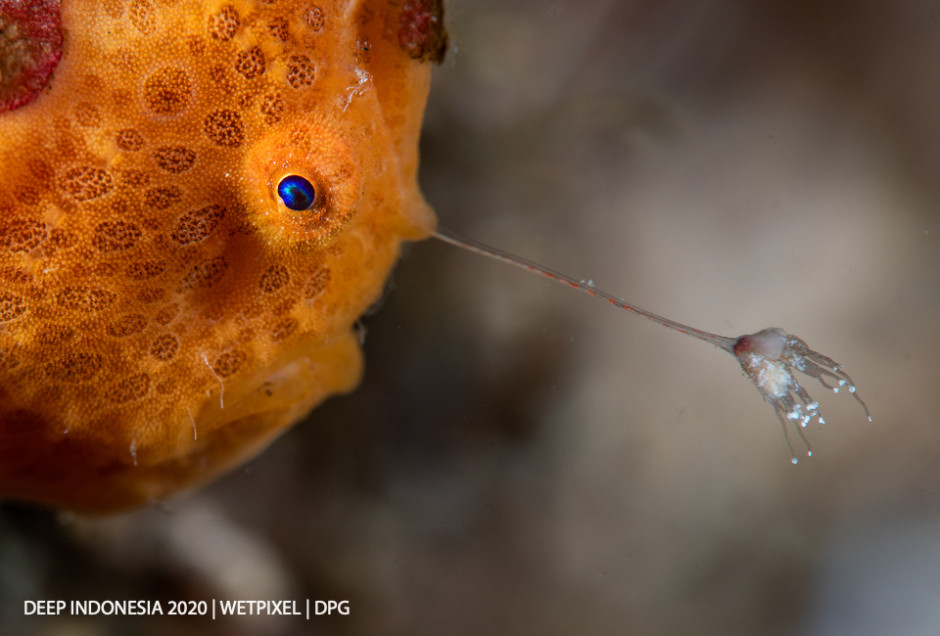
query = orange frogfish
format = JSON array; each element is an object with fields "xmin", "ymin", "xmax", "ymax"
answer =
[{"xmin": 0, "ymin": 0, "xmax": 447, "ymax": 511}]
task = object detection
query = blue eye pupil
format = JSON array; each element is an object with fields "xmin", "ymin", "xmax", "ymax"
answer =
[{"xmin": 277, "ymin": 175, "xmax": 316, "ymax": 211}]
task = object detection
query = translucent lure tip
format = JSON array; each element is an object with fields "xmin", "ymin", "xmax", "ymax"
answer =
[{"xmin": 732, "ymin": 328, "xmax": 870, "ymax": 463}]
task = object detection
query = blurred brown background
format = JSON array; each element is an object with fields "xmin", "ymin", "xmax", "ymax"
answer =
[{"xmin": 3, "ymin": 1, "xmax": 939, "ymax": 634}]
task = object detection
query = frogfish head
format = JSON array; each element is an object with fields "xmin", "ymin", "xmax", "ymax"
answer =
[{"xmin": 0, "ymin": 0, "xmax": 445, "ymax": 512}]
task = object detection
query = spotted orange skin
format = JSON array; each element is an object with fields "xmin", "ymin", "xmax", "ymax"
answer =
[{"xmin": 0, "ymin": 0, "xmax": 440, "ymax": 512}]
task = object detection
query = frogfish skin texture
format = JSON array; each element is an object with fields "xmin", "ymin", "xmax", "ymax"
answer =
[{"xmin": 0, "ymin": 0, "xmax": 446, "ymax": 512}]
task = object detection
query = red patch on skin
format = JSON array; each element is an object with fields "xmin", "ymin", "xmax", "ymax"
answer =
[
  {"xmin": 0, "ymin": 0, "xmax": 63, "ymax": 112},
  {"xmin": 398, "ymin": 0, "xmax": 447, "ymax": 63}
]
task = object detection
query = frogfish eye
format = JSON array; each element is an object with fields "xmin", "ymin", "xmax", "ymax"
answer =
[{"xmin": 277, "ymin": 175, "xmax": 317, "ymax": 211}]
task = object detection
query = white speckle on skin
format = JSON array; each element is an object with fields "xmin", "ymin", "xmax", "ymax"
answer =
[
  {"xmin": 187, "ymin": 407, "xmax": 197, "ymax": 440},
  {"xmin": 203, "ymin": 354, "xmax": 225, "ymax": 409},
  {"xmin": 342, "ymin": 66, "xmax": 373, "ymax": 111}
]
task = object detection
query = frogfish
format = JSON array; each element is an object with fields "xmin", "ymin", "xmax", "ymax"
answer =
[{"xmin": 0, "ymin": 0, "xmax": 447, "ymax": 511}]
